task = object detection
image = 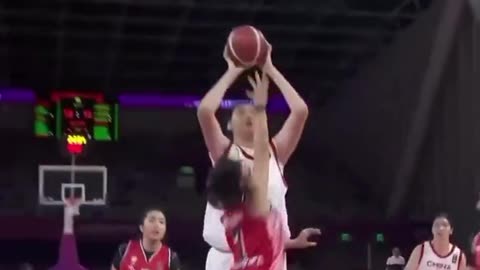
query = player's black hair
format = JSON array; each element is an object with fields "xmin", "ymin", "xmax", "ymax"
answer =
[
  {"xmin": 433, "ymin": 212, "xmax": 453, "ymax": 227},
  {"xmin": 206, "ymin": 154, "xmax": 244, "ymax": 209},
  {"xmin": 137, "ymin": 206, "xmax": 168, "ymax": 243},
  {"xmin": 139, "ymin": 206, "xmax": 166, "ymax": 225}
]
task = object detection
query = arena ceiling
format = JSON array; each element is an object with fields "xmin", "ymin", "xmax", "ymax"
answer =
[{"xmin": 0, "ymin": 0, "xmax": 432, "ymax": 105}]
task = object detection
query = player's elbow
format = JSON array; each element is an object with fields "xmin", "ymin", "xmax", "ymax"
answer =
[
  {"xmin": 203, "ymin": 230, "xmax": 223, "ymax": 249},
  {"xmin": 197, "ymin": 106, "xmax": 216, "ymax": 126},
  {"xmin": 292, "ymin": 105, "xmax": 309, "ymax": 120},
  {"xmin": 197, "ymin": 103, "xmax": 215, "ymax": 117},
  {"xmin": 202, "ymin": 227, "xmax": 210, "ymax": 242},
  {"xmin": 202, "ymin": 226, "xmax": 216, "ymax": 246}
]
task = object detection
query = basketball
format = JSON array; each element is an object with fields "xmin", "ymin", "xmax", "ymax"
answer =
[{"xmin": 227, "ymin": 25, "xmax": 269, "ymax": 67}]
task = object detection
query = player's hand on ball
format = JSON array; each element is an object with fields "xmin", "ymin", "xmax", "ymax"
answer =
[
  {"xmin": 260, "ymin": 35, "xmax": 273, "ymax": 71},
  {"xmin": 247, "ymin": 71, "xmax": 269, "ymax": 107},
  {"xmin": 223, "ymin": 45, "xmax": 244, "ymax": 72},
  {"xmin": 294, "ymin": 227, "xmax": 321, "ymax": 248}
]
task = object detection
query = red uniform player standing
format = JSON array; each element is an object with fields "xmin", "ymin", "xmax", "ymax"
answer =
[{"xmin": 111, "ymin": 208, "xmax": 181, "ymax": 270}]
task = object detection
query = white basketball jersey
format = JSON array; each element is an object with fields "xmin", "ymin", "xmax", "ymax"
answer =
[
  {"xmin": 202, "ymin": 141, "xmax": 290, "ymax": 251},
  {"xmin": 417, "ymin": 241, "xmax": 462, "ymax": 270}
]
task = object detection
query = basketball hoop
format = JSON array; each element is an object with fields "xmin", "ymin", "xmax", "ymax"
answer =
[{"xmin": 64, "ymin": 198, "xmax": 82, "ymax": 216}]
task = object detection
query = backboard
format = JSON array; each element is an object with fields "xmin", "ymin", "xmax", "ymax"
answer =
[{"xmin": 38, "ymin": 165, "xmax": 107, "ymax": 206}]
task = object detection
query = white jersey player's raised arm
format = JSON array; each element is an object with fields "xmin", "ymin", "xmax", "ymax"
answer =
[{"xmin": 197, "ymin": 44, "xmax": 308, "ymax": 172}]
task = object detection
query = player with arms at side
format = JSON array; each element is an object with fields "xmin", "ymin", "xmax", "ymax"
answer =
[
  {"xmin": 206, "ymin": 72, "xmax": 285, "ymax": 270},
  {"xmin": 110, "ymin": 208, "xmax": 181, "ymax": 270},
  {"xmin": 199, "ymin": 42, "xmax": 319, "ymax": 270},
  {"xmin": 404, "ymin": 213, "xmax": 467, "ymax": 270}
]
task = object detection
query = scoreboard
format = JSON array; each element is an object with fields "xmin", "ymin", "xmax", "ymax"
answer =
[{"xmin": 34, "ymin": 92, "xmax": 119, "ymax": 141}]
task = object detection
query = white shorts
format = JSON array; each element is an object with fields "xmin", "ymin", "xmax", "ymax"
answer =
[
  {"xmin": 205, "ymin": 247, "xmax": 287, "ymax": 270},
  {"xmin": 205, "ymin": 248, "xmax": 233, "ymax": 270}
]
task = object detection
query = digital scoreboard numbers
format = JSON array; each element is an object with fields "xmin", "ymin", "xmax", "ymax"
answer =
[
  {"xmin": 61, "ymin": 96, "xmax": 95, "ymax": 138},
  {"xmin": 34, "ymin": 92, "xmax": 119, "ymax": 141},
  {"xmin": 34, "ymin": 101, "xmax": 55, "ymax": 137},
  {"xmin": 93, "ymin": 103, "xmax": 116, "ymax": 141}
]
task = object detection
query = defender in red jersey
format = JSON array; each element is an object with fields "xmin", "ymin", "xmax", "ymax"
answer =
[
  {"xmin": 206, "ymin": 71, "xmax": 285, "ymax": 270},
  {"xmin": 111, "ymin": 208, "xmax": 181, "ymax": 270}
]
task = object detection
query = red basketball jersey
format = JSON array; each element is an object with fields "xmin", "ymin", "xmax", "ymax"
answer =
[
  {"xmin": 473, "ymin": 232, "xmax": 480, "ymax": 269},
  {"xmin": 223, "ymin": 206, "xmax": 286, "ymax": 270},
  {"xmin": 119, "ymin": 239, "xmax": 171, "ymax": 270}
]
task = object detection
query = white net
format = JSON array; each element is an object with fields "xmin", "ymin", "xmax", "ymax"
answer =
[{"xmin": 64, "ymin": 198, "xmax": 82, "ymax": 216}]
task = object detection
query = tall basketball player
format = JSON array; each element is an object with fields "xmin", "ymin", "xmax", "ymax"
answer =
[
  {"xmin": 404, "ymin": 213, "xmax": 467, "ymax": 270},
  {"xmin": 110, "ymin": 207, "xmax": 181, "ymax": 270},
  {"xmin": 206, "ymin": 71, "xmax": 285, "ymax": 269},
  {"xmin": 198, "ymin": 44, "xmax": 320, "ymax": 270}
]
